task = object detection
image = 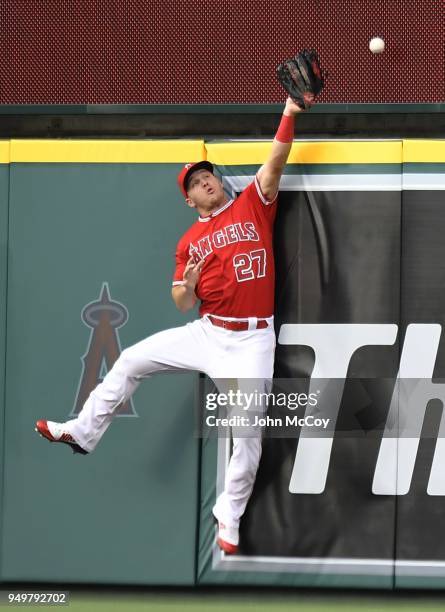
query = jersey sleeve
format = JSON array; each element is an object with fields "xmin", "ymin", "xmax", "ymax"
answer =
[
  {"xmin": 239, "ymin": 176, "xmax": 278, "ymax": 208},
  {"xmin": 237, "ymin": 175, "xmax": 278, "ymax": 225},
  {"xmin": 172, "ymin": 240, "xmax": 188, "ymax": 286}
]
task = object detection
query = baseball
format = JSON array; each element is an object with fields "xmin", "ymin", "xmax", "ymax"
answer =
[{"xmin": 369, "ymin": 37, "xmax": 385, "ymax": 54}]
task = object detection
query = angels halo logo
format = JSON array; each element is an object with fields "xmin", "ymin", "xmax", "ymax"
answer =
[{"xmin": 71, "ymin": 283, "xmax": 137, "ymax": 417}]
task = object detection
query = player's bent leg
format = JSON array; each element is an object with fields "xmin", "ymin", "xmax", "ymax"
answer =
[{"xmin": 36, "ymin": 320, "xmax": 210, "ymax": 453}]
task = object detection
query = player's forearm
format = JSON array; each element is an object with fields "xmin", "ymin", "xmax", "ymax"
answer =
[
  {"xmin": 268, "ymin": 138, "xmax": 293, "ymax": 172},
  {"xmin": 269, "ymin": 104, "xmax": 298, "ymax": 168},
  {"xmin": 171, "ymin": 284, "xmax": 197, "ymax": 313},
  {"xmin": 257, "ymin": 109, "xmax": 296, "ymax": 197}
]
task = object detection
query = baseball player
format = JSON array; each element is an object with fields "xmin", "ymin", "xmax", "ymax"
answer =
[{"xmin": 35, "ymin": 94, "xmax": 313, "ymax": 555}]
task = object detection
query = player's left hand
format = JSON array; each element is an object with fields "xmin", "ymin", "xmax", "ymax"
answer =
[
  {"xmin": 284, "ymin": 94, "xmax": 314, "ymax": 115},
  {"xmin": 183, "ymin": 256, "xmax": 205, "ymax": 291}
]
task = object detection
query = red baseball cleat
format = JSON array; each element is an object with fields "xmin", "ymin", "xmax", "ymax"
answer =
[
  {"xmin": 35, "ymin": 420, "xmax": 88, "ymax": 455},
  {"xmin": 216, "ymin": 522, "xmax": 239, "ymax": 555}
]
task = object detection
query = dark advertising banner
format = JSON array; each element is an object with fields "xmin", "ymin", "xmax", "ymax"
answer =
[
  {"xmin": 395, "ymin": 157, "xmax": 445, "ymax": 588},
  {"xmin": 198, "ymin": 140, "xmax": 445, "ymax": 588}
]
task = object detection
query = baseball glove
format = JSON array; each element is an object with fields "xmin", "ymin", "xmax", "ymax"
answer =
[{"xmin": 277, "ymin": 49, "xmax": 325, "ymax": 109}]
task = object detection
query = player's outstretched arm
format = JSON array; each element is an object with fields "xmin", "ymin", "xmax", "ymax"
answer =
[
  {"xmin": 171, "ymin": 256, "xmax": 204, "ymax": 312},
  {"xmin": 256, "ymin": 94, "xmax": 313, "ymax": 201}
]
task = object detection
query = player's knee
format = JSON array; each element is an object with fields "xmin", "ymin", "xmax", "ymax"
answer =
[
  {"xmin": 116, "ymin": 346, "xmax": 152, "ymax": 378},
  {"xmin": 116, "ymin": 348, "xmax": 134, "ymax": 371}
]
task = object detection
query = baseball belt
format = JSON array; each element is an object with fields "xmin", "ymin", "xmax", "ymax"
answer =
[{"xmin": 207, "ymin": 315, "xmax": 269, "ymax": 331}]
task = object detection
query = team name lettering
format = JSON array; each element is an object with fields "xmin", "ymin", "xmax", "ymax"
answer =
[
  {"xmin": 190, "ymin": 221, "xmax": 260, "ymax": 259},
  {"xmin": 197, "ymin": 235, "xmax": 213, "ymax": 258}
]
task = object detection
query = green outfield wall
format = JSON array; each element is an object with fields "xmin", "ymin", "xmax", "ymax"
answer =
[
  {"xmin": 0, "ymin": 139, "xmax": 444, "ymax": 588},
  {"xmin": 0, "ymin": 143, "xmax": 9, "ymax": 586},
  {"xmin": 0, "ymin": 140, "xmax": 204, "ymax": 585}
]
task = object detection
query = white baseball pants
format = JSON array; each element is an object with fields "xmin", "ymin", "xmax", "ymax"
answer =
[{"xmin": 65, "ymin": 315, "xmax": 275, "ymax": 529}]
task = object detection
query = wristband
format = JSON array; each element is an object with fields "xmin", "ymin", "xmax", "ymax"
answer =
[{"xmin": 275, "ymin": 113, "xmax": 295, "ymax": 143}]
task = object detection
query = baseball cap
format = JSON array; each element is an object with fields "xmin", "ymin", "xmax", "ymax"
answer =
[{"xmin": 177, "ymin": 161, "xmax": 214, "ymax": 198}]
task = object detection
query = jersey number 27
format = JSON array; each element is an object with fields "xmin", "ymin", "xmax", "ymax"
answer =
[{"xmin": 233, "ymin": 248, "xmax": 266, "ymax": 283}]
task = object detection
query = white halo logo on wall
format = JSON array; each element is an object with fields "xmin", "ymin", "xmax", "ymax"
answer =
[{"xmin": 71, "ymin": 282, "xmax": 137, "ymax": 417}]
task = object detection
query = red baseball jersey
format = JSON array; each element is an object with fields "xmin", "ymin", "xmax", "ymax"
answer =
[{"xmin": 173, "ymin": 175, "xmax": 277, "ymax": 318}]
